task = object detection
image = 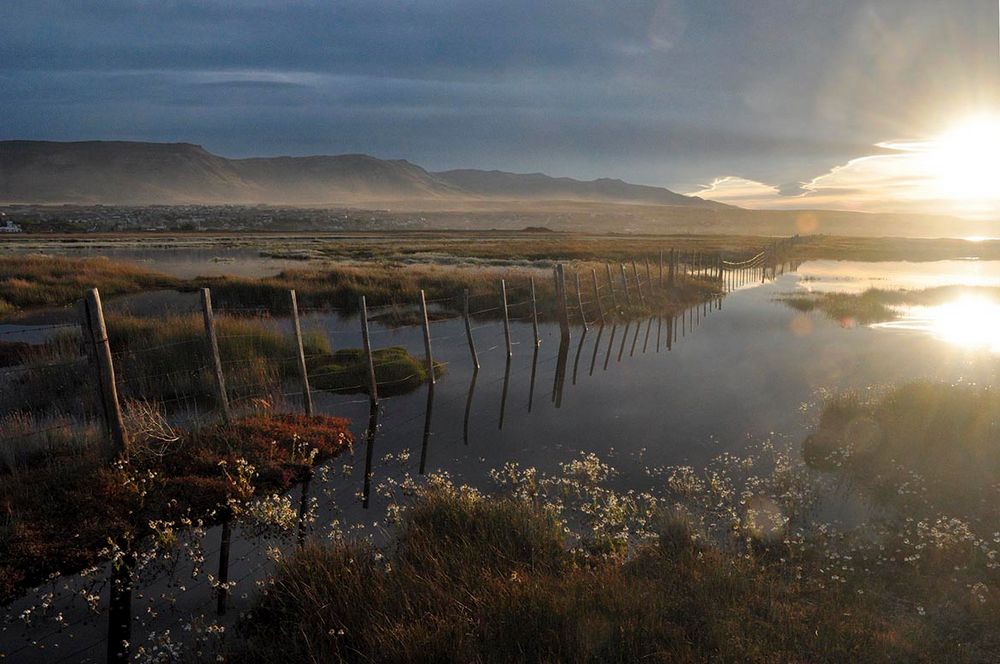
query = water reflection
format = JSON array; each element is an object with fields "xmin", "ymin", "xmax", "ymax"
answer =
[{"xmin": 873, "ymin": 295, "xmax": 1000, "ymax": 353}]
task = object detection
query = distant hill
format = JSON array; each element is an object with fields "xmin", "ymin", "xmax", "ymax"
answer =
[
  {"xmin": 435, "ymin": 169, "xmax": 710, "ymax": 206},
  {"xmin": 0, "ymin": 140, "xmax": 723, "ymax": 208}
]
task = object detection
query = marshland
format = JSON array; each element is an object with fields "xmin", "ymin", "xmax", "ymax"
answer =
[{"xmin": 2, "ymin": 232, "xmax": 1000, "ymax": 661}]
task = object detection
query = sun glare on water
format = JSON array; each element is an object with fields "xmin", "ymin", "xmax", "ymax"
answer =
[{"xmin": 874, "ymin": 295, "xmax": 1000, "ymax": 353}]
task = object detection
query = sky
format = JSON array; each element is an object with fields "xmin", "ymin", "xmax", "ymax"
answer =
[{"xmin": 2, "ymin": 1, "xmax": 999, "ymax": 218}]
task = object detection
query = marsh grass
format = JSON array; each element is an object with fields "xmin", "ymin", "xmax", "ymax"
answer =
[
  {"xmin": 0, "ymin": 412, "xmax": 353, "ymax": 603},
  {"xmin": 233, "ymin": 484, "xmax": 914, "ymax": 663},
  {"xmin": 778, "ymin": 285, "xmax": 1000, "ymax": 325},
  {"xmin": 804, "ymin": 382, "xmax": 1000, "ymax": 513},
  {"xmin": 0, "ymin": 254, "xmax": 181, "ymax": 312},
  {"xmin": 205, "ymin": 261, "xmax": 724, "ymax": 325},
  {"xmin": 308, "ymin": 347, "xmax": 444, "ymax": 396}
]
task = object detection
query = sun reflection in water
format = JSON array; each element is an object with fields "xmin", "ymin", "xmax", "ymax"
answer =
[{"xmin": 873, "ymin": 295, "xmax": 1000, "ymax": 353}]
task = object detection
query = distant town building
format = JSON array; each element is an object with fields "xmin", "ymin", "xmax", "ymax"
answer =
[{"xmin": 0, "ymin": 218, "xmax": 22, "ymax": 233}]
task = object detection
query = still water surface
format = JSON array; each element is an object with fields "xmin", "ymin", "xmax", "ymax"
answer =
[{"xmin": 4, "ymin": 258, "xmax": 1000, "ymax": 661}]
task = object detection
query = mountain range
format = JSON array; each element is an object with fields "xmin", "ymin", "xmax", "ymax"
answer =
[{"xmin": 0, "ymin": 140, "xmax": 725, "ymax": 208}]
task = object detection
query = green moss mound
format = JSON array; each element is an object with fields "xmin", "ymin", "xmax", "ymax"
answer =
[{"xmin": 309, "ymin": 346, "xmax": 445, "ymax": 397}]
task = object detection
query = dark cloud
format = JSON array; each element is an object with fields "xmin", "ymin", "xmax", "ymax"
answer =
[{"xmin": 1, "ymin": 0, "xmax": 997, "ymax": 190}]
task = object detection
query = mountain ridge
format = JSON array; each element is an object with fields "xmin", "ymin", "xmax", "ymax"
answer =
[{"xmin": 0, "ymin": 140, "xmax": 726, "ymax": 208}]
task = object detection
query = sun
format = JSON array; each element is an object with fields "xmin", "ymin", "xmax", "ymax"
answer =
[{"xmin": 925, "ymin": 115, "xmax": 1000, "ymax": 203}]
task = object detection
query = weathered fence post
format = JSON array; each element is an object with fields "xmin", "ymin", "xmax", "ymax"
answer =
[
  {"xmin": 632, "ymin": 260, "xmax": 646, "ymax": 306},
  {"xmin": 200, "ymin": 288, "xmax": 231, "ymax": 422},
  {"xmin": 360, "ymin": 296, "xmax": 378, "ymax": 404},
  {"xmin": 606, "ymin": 263, "xmax": 618, "ymax": 310},
  {"xmin": 500, "ymin": 279, "xmax": 513, "ymax": 359},
  {"xmin": 591, "ymin": 268, "xmax": 605, "ymax": 323},
  {"xmin": 645, "ymin": 257, "xmax": 652, "ymax": 291},
  {"xmin": 555, "ymin": 264, "xmax": 571, "ymax": 342},
  {"xmin": 529, "ymin": 277, "xmax": 540, "ymax": 347},
  {"xmin": 420, "ymin": 289, "xmax": 436, "ymax": 384},
  {"xmin": 659, "ymin": 250, "xmax": 664, "ymax": 287},
  {"xmin": 574, "ymin": 271, "xmax": 588, "ymax": 331},
  {"xmin": 463, "ymin": 289, "xmax": 480, "ymax": 369},
  {"xmin": 620, "ymin": 264, "xmax": 632, "ymax": 305},
  {"xmin": 289, "ymin": 290, "xmax": 313, "ymax": 416},
  {"xmin": 668, "ymin": 249, "xmax": 676, "ymax": 287},
  {"xmin": 82, "ymin": 288, "xmax": 128, "ymax": 459}
]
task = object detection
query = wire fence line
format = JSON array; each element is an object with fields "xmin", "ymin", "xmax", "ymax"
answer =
[{"xmin": 0, "ymin": 238, "xmax": 798, "ymax": 661}]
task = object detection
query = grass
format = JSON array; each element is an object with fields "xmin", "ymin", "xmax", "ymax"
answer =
[
  {"xmin": 778, "ymin": 285, "xmax": 1000, "ymax": 324},
  {"xmin": 804, "ymin": 381, "xmax": 1000, "ymax": 512},
  {"xmin": 0, "ymin": 313, "xmax": 435, "ymax": 436},
  {"xmin": 308, "ymin": 347, "xmax": 444, "ymax": 396},
  {"xmin": 232, "ymin": 485, "xmax": 915, "ymax": 663},
  {"xmin": 0, "ymin": 253, "xmax": 181, "ymax": 312},
  {"xmin": 0, "ymin": 412, "xmax": 352, "ymax": 604}
]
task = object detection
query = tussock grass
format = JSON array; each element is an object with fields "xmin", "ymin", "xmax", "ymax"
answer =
[
  {"xmin": 309, "ymin": 346, "xmax": 444, "ymax": 396},
  {"xmin": 233, "ymin": 487, "xmax": 913, "ymax": 663},
  {"xmin": 0, "ymin": 254, "xmax": 180, "ymax": 311},
  {"xmin": 805, "ymin": 381, "xmax": 1000, "ymax": 512}
]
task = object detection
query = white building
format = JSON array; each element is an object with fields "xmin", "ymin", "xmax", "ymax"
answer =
[{"xmin": 0, "ymin": 219, "xmax": 22, "ymax": 233}]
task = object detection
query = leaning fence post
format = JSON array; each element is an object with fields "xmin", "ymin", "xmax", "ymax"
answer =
[
  {"xmin": 620, "ymin": 264, "xmax": 632, "ymax": 305},
  {"xmin": 574, "ymin": 271, "xmax": 588, "ymax": 331},
  {"xmin": 463, "ymin": 289, "xmax": 480, "ymax": 369},
  {"xmin": 606, "ymin": 263, "xmax": 618, "ymax": 310},
  {"xmin": 200, "ymin": 288, "xmax": 231, "ymax": 423},
  {"xmin": 289, "ymin": 290, "xmax": 313, "ymax": 416},
  {"xmin": 632, "ymin": 260, "xmax": 646, "ymax": 306},
  {"xmin": 500, "ymin": 279, "xmax": 513, "ymax": 359},
  {"xmin": 591, "ymin": 268, "xmax": 605, "ymax": 323},
  {"xmin": 82, "ymin": 288, "xmax": 128, "ymax": 459},
  {"xmin": 360, "ymin": 296, "xmax": 378, "ymax": 404},
  {"xmin": 555, "ymin": 264, "xmax": 571, "ymax": 342},
  {"xmin": 645, "ymin": 257, "xmax": 652, "ymax": 291},
  {"xmin": 529, "ymin": 277, "xmax": 540, "ymax": 347},
  {"xmin": 420, "ymin": 289, "xmax": 436, "ymax": 384}
]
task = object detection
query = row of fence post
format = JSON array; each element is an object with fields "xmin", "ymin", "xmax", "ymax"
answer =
[{"xmin": 72, "ymin": 236, "xmax": 796, "ymax": 662}]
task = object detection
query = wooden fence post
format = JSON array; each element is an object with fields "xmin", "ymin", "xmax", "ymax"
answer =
[
  {"xmin": 529, "ymin": 277, "xmax": 540, "ymax": 347},
  {"xmin": 289, "ymin": 290, "xmax": 313, "ymax": 416},
  {"xmin": 606, "ymin": 263, "xmax": 618, "ymax": 310},
  {"xmin": 632, "ymin": 260, "xmax": 646, "ymax": 306},
  {"xmin": 620, "ymin": 264, "xmax": 632, "ymax": 305},
  {"xmin": 200, "ymin": 288, "xmax": 231, "ymax": 422},
  {"xmin": 500, "ymin": 279, "xmax": 513, "ymax": 359},
  {"xmin": 420, "ymin": 289, "xmax": 436, "ymax": 384},
  {"xmin": 574, "ymin": 271, "xmax": 588, "ymax": 331},
  {"xmin": 591, "ymin": 268, "xmax": 605, "ymax": 323},
  {"xmin": 645, "ymin": 257, "xmax": 652, "ymax": 291},
  {"xmin": 668, "ymin": 248, "xmax": 676, "ymax": 287},
  {"xmin": 555, "ymin": 264, "xmax": 571, "ymax": 342},
  {"xmin": 360, "ymin": 296, "xmax": 378, "ymax": 404},
  {"xmin": 82, "ymin": 288, "xmax": 128, "ymax": 459},
  {"xmin": 463, "ymin": 289, "xmax": 480, "ymax": 369}
]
